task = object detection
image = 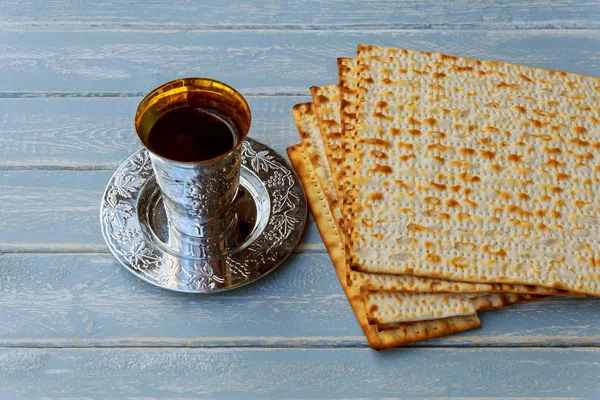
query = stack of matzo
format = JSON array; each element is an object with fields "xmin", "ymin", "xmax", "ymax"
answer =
[{"xmin": 287, "ymin": 44, "xmax": 599, "ymax": 350}]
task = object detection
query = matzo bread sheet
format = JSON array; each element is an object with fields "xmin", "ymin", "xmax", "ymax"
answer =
[
  {"xmin": 333, "ymin": 57, "xmax": 564, "ymax": 296},
  {"xmin": 350, "ymin": 44, "xmax": 600, "ymax": 296}
]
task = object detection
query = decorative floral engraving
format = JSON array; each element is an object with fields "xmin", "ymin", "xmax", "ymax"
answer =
[
  {"xmin": 185, "ymin": 179, "xmax": 210, "ymax": 214},
  {"xmin": 103, "ymin": 190, "xmax": 134, "ymax": 227},
  {"xmin": 143, "ymin": 259, "xmax": 182, "ymax": 289},
  {"xmin": 101, "ymin": 140, "xmax": 305, "ymax": 292},
  {"xmin": 112, "ymin": 228, "xmax": 141, "ymax": 244},
  {"xmin": 242, "ymin": 145, "xmax": 275, "ymax": 173},
  {"xmin": 232, "ymin": 141, "xmax": 301, "ymax": 272},
  {"xmin": 122, "ymin": 241, "xmax": 161, "ymax": 270},
  {"xmin": 184, "ymin": 260, "xmax": 225, "ymax": 290},
  {"xmin": 130, "ymin": 151, "xmax": 152, "ymax": 173},
  {"xmin": 266, "ymin": 171, "xmax": 286, "ymax": 188},
  {"xmin": 112, "ymin": 169, "xmax": 144, "ymax": 199}
]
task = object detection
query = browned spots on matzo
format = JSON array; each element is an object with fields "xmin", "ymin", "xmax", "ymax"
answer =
[
  {"xmin": 406, "ymin": 116, "xmax": 421, "ymax": 125},
  {"xmin": 572, "ymin": 126, "xmax": 587, "ymax": 135},
  {"xmin": 425, "ymin": 253, "xmax": 441, "ymax": 263},
  {"xmin": 440, "ymin": 54, "xmax": 458, "ymax": 61},
  {"xmin": 507, "ymin": 204, "xmax": 533, "ymax": 218},
  {"xmin": 507, "ymin": 154, "xmax": 524, "ymax": 163},
  {"xmin": 315, "ymin": 94, "xmax": 329, "ymax": 103},
  {"xmin": 535, "ymin": 222, "xmax": 551, "ymax": 231},
  {"xmin": 399, "ymin": 153, "xmax": 417, "ymax": 162},
  {"xmin": 567, "ymin": 150, "xmax": 594, "ymax": 161},
  {"xmin": 424, "ymin": 196, "xmax": 441, "ymax": 205},
  {"xmin": 445, "ymin": 198, "xmax": 461, "ymax": 208},
  {"xmin": 369, "ymin": 149, "xmax": 388, "ymax": 159},
  {"xmin": 532, "ymin": 109, "xmax": 556, "ymax": 118},
  {"xmin": 588, "ymin": 116, "xmax": 600, "ymax": 125},
  {"xmin": 457, "ymin": 172, "xmax": 481, "ymax": 183},
  {"xmin": 512, "ymin": 106, "xmax": 527, "ymax": 114},
  {"xmin": 394, "ymin": 179, "xmax": 409, "ymax": 189},
  {"xmin": 389, "ymin": 127, "xmax": 401, "ymax": 136},
  {"xmin": 482, "ymin": 244, "xmax": 507, "ymax": 257},
  {"xmin": 497, "ymin": 82, "xmax": 520, "ymax": 90},
  {"xmin": 368, "ymin": 192, "xmax": 384, "ymax": 201},
  {"xmin": 448, "ymin": 160, "xmax": 472, "ymax": 168},
  {"xmin": 496, "ymin": 190, "xmax": 511, "ymax": 200},
  {"xmin": 373, "ymin": 111, "xmax": 393, "ymax": 121},
  {"xmin": 568, "ymin": 138, "xmax": 590, "ymax": 147},
  {"xmin": 428, "ymin": 83, "xmax": 444, "ymax": 91},
  {"xmin": 407, "ymin": 223, "xmax": 427, "ymax": 232},
  {"xmin": 529, "ymin": 118, "xmax": 545, "ymax": 128},
  {"xmin": 451, "ymin": 256, "xmax": 469, "ymax": 268},
  {"xmin": 376, "ymin": 100, "xmax": 389, "ymax": 109},
  {"xmin": 485, "ymin": 125, "xmax": 500, "ymax": 134},
  {"xmin": 425, "ymin": 143, "xmax": 452, "ymax": 153},
  {"xmin": 550, "ymin": 210, "xmax": 562, "ymax": 219},
  {"xmin": 369, "ymin": 164, "xmax": 393, "ymax": 174},
  {"xmin": 516, "ymin": 192, "xmax": 531, "ymax": 201},
  {"xmin": 359, "ymin": 138, "xmax": 391, "ymax": 148},
  {"xmin": 458, "ymin": 148, "xmax": 475, "ymax": 156},
  {"xmin": 479, "ymin": 150, "xmax": 496, "ymax": 160},
  {"xmin": 430, "ymin": 181, "xmax": 447, "ymax": 190},
  {"xmin": 427, "ymin": 130, "xmax": 447, "ymax": 139},
  {"xmin": 407, "ymin": 129, "xmax": 422, "ymax": 136},
  {"xmin": 432, "ymin": 72, "xmax": 447, "ymax": 79},
  {"xmin": 423, "ymin": 118, "xmax": 438, "ymax": 127},
  {"xmin": 545, "ymin": 158, "xmax": 566, "ymax": 168},
  {"xmin": 451, "ymin": 65, "xmax": 473, "ymax": 72},
  {"xmin": 516, "ymin": 73, "xmax": 534, "ymax": 83},
  {"xmin": 478, "ymin": 137, "xmax": 493, "ymax": 146},
  {"xmin": 543, "ymin": 147, "xmax": 562, "ymax": 155},
  {"xmin": 397, "ymin": 141, "xmax": 413, "ymax": 150}
]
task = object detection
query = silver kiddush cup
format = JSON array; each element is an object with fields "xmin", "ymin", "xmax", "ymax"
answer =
[{"xmin": 135, "ymin": 78, "xmax": 251, "ymax": 257}]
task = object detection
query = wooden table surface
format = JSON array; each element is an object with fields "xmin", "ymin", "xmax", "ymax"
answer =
[{"xmin": 1, "ymin": 1, "xmax": 600, "ymax": 398}]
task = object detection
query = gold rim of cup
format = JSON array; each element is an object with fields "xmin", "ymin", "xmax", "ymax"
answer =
[{"xmin": 134, "ymin": 77, "xmax": 252, "ymax": 164}]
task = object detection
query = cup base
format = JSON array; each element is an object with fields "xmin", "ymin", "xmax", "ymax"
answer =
[
  {"xmin": 143, "ymin": 175, "xmax": 258, "ymax": 258},
  {"xmin": 100, "ymin": 139, "xmax": 307, "ymax": 293}
]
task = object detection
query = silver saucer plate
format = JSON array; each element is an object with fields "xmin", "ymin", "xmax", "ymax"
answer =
[{"xmin": 100, "ymin": 138, "xmax": 307, "ymax": 293}]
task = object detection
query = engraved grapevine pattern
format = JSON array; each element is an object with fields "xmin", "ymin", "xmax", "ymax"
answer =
[
  {"xmin": 101, "ymin": 140, "xmax": 303, "ymax": 291},
  {"xmin": 231, "ymin": 141, "xmax": 300, "ymax": 275},
  {"xmin": 185, "ymin": 178, "xmax": 211, "ymax": 214},
  {"xmin": 184, "ymin": 260, "xmax": 225, "ymax": 290}
]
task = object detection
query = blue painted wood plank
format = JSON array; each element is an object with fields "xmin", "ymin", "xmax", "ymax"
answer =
[
  {"xmin": 0, "ymin": 170, "xmax": 323, "ymax": 251},
  {"xmin": 0, "ymin": 30, "xmax": 599, "ymax": 94},
  {"xmin": 0, "ymin": 348, "xmax": 598, "ymax": 398},
  {"xmin": 0, "ymin": 253, "xmax": 598, "ymax": 347},
  {"xmin": 2, "ymin": 0, "xmax": 600, "ymax": 29},
  {"xmin": 0, "ymin": 96, "xmax": 309, "ymax": 167}
]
